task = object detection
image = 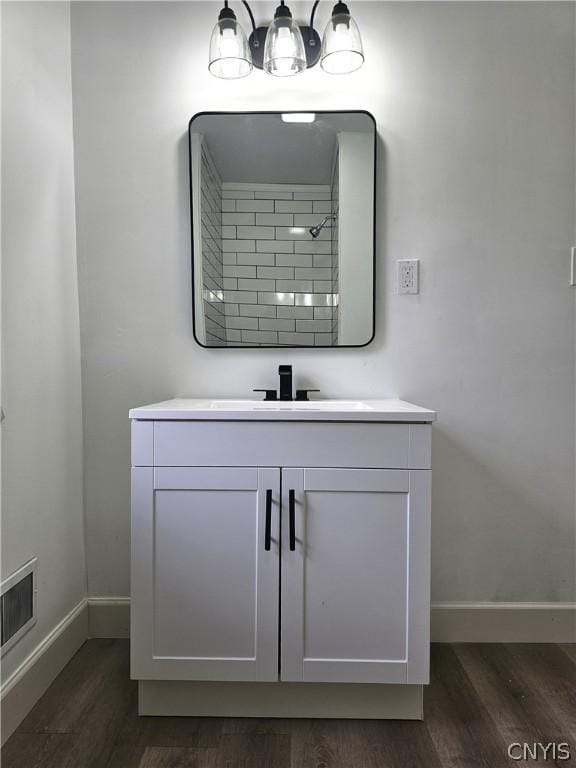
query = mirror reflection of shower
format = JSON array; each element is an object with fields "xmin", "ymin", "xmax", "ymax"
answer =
[
  {"xmin": 309, "ymin": 211, "xmax": 338, "ymax": 239},
  {"xmin": 190, "ymin": 111, "xmax": 375, "ymax": 347}
]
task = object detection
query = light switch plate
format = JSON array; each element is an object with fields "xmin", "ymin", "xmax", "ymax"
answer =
[{"xmin": 397, "ymin": 259, "xmax": 419, "ymax": 294}]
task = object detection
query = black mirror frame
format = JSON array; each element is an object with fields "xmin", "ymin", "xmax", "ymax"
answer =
[{"xmin": 188, "ymin": 110, "xmax": 377, "ymax": 349}]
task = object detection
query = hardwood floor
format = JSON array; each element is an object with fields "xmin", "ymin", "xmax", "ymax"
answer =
[{"xmin": 2, "ymin": 640, "xmax": 575, "ymax": 767}]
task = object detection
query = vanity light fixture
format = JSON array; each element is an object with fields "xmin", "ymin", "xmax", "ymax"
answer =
[{"xmin": 208, "ymin": 0, "xmax": 363, "ymax": 79}]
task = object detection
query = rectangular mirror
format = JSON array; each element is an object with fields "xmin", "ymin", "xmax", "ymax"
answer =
[{"xmin": 189, "ymin": 111, "xmax": 375, "ymax": 348}]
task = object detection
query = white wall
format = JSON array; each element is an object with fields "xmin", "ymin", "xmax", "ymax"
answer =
[
  {"xmin": 70, "ymin": 2, "xmax": 575, "ymax": 603},
  {"xmin": 1, "ymin": 1, "xmax": 86, "ymax": 681}
]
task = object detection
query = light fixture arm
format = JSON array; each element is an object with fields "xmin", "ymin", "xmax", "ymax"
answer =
[
  {"xmin": 309, "ymin": 0, "xmax": 320, "ymax": 44},
  {"xmin": 239, "ymin": 0, "xmax": 258, "ymax": 40}
]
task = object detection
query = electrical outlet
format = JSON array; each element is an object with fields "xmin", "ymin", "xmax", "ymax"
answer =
[{"xmin": 397, "ymin": 259, "xmax": 419, "ymax": 294}]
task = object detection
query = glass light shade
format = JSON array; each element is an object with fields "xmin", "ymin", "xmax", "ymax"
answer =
[
  {"xmin": 320, "ymin": 12, "xmax": 364, "ymax": 74},
  {"xmin": 263, "ymin": 16, "xmax": 306, "ymax": 77},
  {"xmin": 208, "ymin": 18, "xmax": 252, "ymax": 79}
]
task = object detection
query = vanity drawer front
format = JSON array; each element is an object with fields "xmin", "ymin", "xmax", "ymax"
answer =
[{"xmin": 151, "ymin": 421, "xmax": 430, "ymax": 469}]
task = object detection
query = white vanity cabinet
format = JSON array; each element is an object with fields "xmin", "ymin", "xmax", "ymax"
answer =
[
  {"xmin": 281, "ymin": 467, "xmax": 430, "ymax": 685},
  {"xmin": 130, "ymin": 399, "xmax": 436, "ymax": 719},
  {"xmin": 131, "ymin": 466, "xmax": 280, "ymax": 682}
]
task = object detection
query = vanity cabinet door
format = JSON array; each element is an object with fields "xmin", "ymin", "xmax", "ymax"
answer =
[
  {"xmin": 131, "ymin": 466, "xmax": 280, "ymax": 682},
  {"xmin": 280, "ymin": 468, "xmax": 431, "ymax": 684}
]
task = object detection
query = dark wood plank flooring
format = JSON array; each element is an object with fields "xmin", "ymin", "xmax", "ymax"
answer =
[{"xmin": 2, "ymin": 640, "xmax": 575, "ymax": 767}]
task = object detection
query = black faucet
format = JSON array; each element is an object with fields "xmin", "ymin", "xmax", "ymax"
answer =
[
  {"xmin": 279, "ymin": 365, "xmax": 293, "ymax": 401},
  {"xmin": 253, "ymin": 365, "xmax": 319, "ymax": 402}
]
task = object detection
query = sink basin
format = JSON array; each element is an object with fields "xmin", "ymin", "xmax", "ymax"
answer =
[
  {"xmin": 129, "ymin": 398, "xmax": 436, "ymax": 422},
  {"xmin": 208, "ymin": 399, "xmax": 373, "ymax": 411}
]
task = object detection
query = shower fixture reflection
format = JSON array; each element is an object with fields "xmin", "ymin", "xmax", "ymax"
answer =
[{"xmin": 309, "ymin": 212, "xmax": 337, "ymax": 238}]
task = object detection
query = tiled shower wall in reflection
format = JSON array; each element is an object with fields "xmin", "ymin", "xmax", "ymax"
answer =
[
  {"xmin": 211, "ymin": 182, "xmax": 339, "ymax": 346},
  {"xmin": 200, "ymin": 145, "xmax": 226, "ymax": 345}
]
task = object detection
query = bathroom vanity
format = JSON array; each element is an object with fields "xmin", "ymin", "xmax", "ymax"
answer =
[{"xmin": 130, "ymin": 398, "xmax": 436, "ymax": 719}]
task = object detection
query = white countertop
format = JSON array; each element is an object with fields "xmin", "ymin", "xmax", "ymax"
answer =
[{"xmin": 129, "ymin": 398, "xmax": 436, "ymax": 423}]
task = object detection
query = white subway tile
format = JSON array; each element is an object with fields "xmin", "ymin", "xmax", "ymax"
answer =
[
  {"xmin": 224, "ymin": 304, "xmax": 240, "ymax": 316},
  {"xmin": 313, "ymin": 253, "xmax": 332, "ymax": 267},
  {"xmin": 222, "ymin": 226, "xmax": 236, "ymax": 239},
  {"xmin": 295, "ymin": 293, "xmax": 337, "ymax": 307},
  {"xmin": 256, "ymin": 213, "xmax": 293, "ymax": 226},
  {"xmin": 276, "ymin": 254, "xmax": 312, "ymax": 267},
  {"xmin": 276, "ymin": 279, "xmax": 313, "ymax": 292},
  {"xmin": 259, "ymin": 318, "xmax": 295, "ymax": 332},
  {"xmin": 295, "ymin": 267, "xmax": 332, "ymax": 280},
  {"xmin": 222, "ymin": 239, "xmax": 256, "ymax": 252},
  {"xmin": 257, "ymin": 266, "xmax": 294, "ymax": 279},
  {"xmin": 237, "ymin": 225, "xmax": 275, "ymax": 240},
  {"xmin": 258, "ymin": 292, "xmax": 295, "ymax": 306},
  {"xmin": 275, "ymin": 226, "xmax": 328, "ymax": 241},
  {"xmin": 222, "ymin": 199, "xmax": 236, "ymax": 212},
  {"xmin": 256, "ymin": 191, "xmax": 293, "ymax": 200},
  {"xmin": 237, "ymin": 278, "xmax": 276, "ymax": 291},
  {"xmin": 293, "ymin": 191, "xmax": 331, "ymax": 200},
  {"xmin": 226, "ymin": 329, "xmax": 241, "ymax": 341},
  {"xmin": 223, "ymin": 265, "xmax": 256, "ymax": 278},
  {"xmin": 313, "ymin": 201, "xmax": 332, "ymax": 213},
  {"xmin": 222, "ymin": 212, "xmax": 255, "ymax": 225},
  {"xmin": 314, "ymin": 307, "xmax": 333, "ymax": 319},
  {"xmin": 223, "ymin": 290, "xmax": 258, "ymax": 304},
  {"xmin": 293, "ymin": 214, "xmax": 332, "ymax": 227},
  {"xmin": 237, "ymin": 199, "xmax": 274, "ymax": 213},
  {"xmin": 315, "ymin": 333, "xmax": 334, "ymax": 345},
  {"xmin": 275, "ymin": 200, "xmax": 312, "ymax": 213},
  {"xmin": 277, "ymin": 332, "xmax": 315, "ymax": 346},
  {"xmin": 296, "ymin": 319, "xmax": 333, "ymax": 333},
  {"xmin": 222, "ymin": 189, "xmax": 255, "ymax": 199},
  {"xmin": 226, "ymin": 316, "xmax": 259, "ymax": 330},
  {"xmin": 222, "ymin": 252, "xmax": 237, "ymax": 265},
  {"xmin": 277, "ymin": 306, "xmax": 313, "ymax": 320},
  {"xmin": 260, "ymin": 240, "xmax": 293, "ymax": 253},
  {"xmin": 295, "ymin": 240, "xmax": 331, "ymax": 254},
  {"xmin": 240, "ymin": 304, "xmax": 276, "ymax": 318},
  {"xmin": 314, "ymin": 280, "xmax": 333, "ymax": 292},
  {"xmin": 222, "ymin": 277, "xmax": 238, "ymax": 290},
  {"xmin": 241, "ymin": 329, "xmax": 278, "ymax": 344},
  {"xmin": 237, "ymin": 252, "xmax": 275, "ymax": 266}
]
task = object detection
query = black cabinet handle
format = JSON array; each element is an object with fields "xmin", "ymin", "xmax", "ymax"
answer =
[
  {"xmin": 289, "ymin": 489, "xmax": 296, "ymax": 551},
  {"xmin": 265, "ymin": 490, "xmax": 272, "ymax": 551}
]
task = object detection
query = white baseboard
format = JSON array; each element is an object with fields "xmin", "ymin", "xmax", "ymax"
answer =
[
  {"xmin": 431, "ymin": 602, "xmax": 576, "ymax": 643},
  {"xmin": 88, "ymin": 597, "xmax": 130, "ymax": 639},
  {"xmin": 1, "ymin": 599, "xmax": 88, "ymax": 746},
  {"xmin": 2, "ymin": 598, "xmax": 573, "ymax": 746},
  {"xmin": 87, "ymin": 598, "xmax": 576, "ymax": 644}
]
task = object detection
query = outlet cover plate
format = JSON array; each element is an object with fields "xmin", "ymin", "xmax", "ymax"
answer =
[{"xmin": 397, "ymin": 259, "xmax": 419, "ymax": 294}]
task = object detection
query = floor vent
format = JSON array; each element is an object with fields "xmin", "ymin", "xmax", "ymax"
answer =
[{"xmin": 1, "ymin": 558, "xmax": 37, "ymax": 655}]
